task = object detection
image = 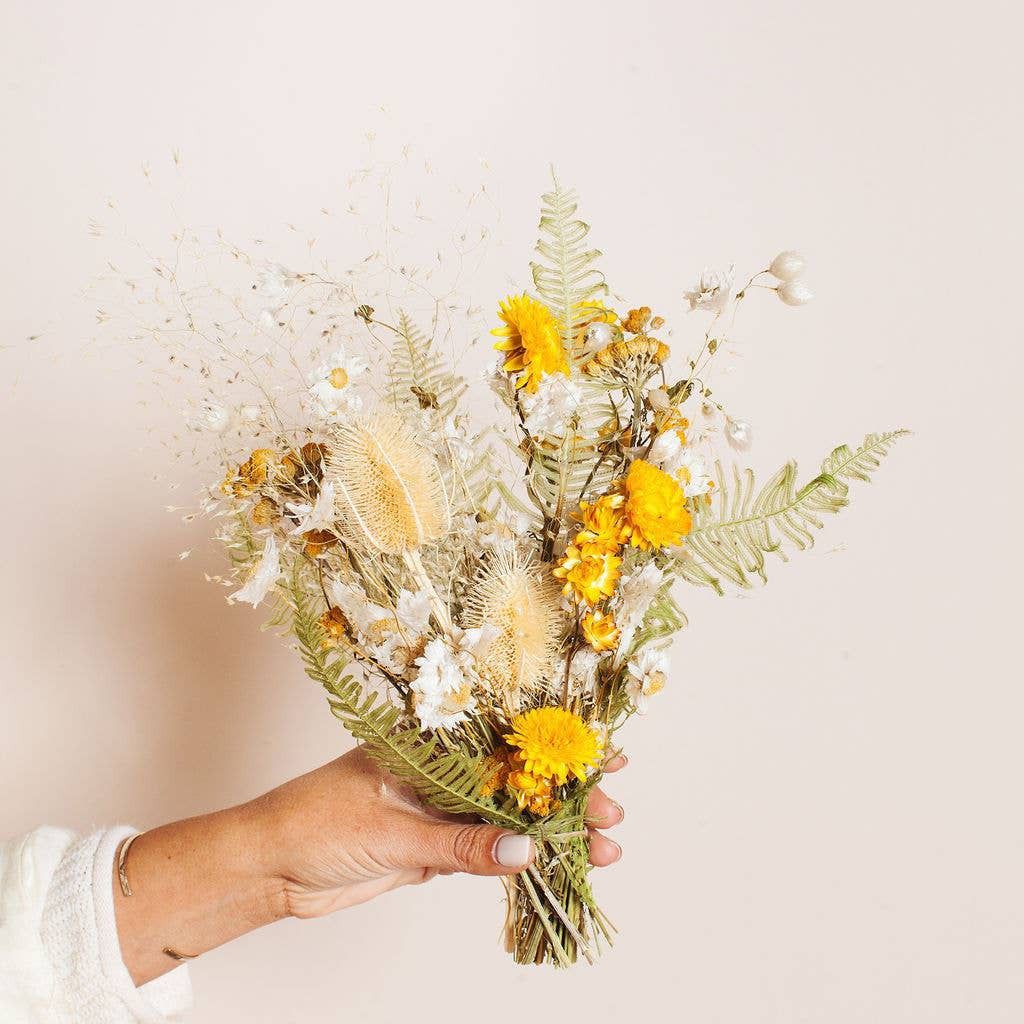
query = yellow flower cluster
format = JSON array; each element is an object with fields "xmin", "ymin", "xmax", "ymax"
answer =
[
  {"xmin": 554, "ymin": 459, "xmax": 691, "ymax": 651},
  {"xmin": 483, "ymin": 707, "xmax": 604, "ymax": 817}
]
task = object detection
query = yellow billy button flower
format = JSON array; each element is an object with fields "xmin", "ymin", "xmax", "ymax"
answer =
[
  {"xmin": 491, "ymin": 294, "xmax": 569, "ymax": 394},
  {"xmin": 619, "ymin": 458, "xmax": 692, "ymax": 550},
  {"xmin": 504, "ymin": 706, "xmax": 603, "ymax": 786},
  {"xmin": 581, "ymin": 608, "xmax": 621, "ymax": 652},
  {"xmin": 553, "ymin": 544, "xmax": 622, "ymax": 605}
]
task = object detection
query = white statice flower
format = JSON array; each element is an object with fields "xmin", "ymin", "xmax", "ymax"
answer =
[
  {"xmin": 684, "ymin": 265, "xmax": 735, "ymax": 313},
  {"xmin": 239, "ymin": 404, "xmax": 261, "ymax": 424},
  {"xmin": 519, "ymin": 373, "xmax": 582, "ymax": 437},
  {"xmin": 625, "ymin": 646, "xmax": 670, "ymax": 714},
  {"xmin": 230, "ymin": 535, "xmax": 281, "ymax": 607},
  {"xmin": 614, "ymin": 563, "xmax": 666, "ymax": 655},
  {"xmin": 411, "ymin": 636, "xmax": 478, "ymax": 731},
  {"xmin": 308, "ymin": 345, "xmax": 368, "ymax": 419},
  {"xmin": 287, "ymin": 478, "xmax": 335, "ymax": 535}
]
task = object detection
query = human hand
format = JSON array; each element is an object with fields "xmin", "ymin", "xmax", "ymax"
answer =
[
  {"xmin": 114, "ymin": 747, "xmax": 626, "ymax": 985},
  {"xmin": 257, "ymin": 746, "xmax": 628, "ymax": 919}
]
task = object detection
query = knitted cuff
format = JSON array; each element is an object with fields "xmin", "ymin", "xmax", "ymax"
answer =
[{"xmin": 41, "ymin": 827, "xmax": 193, "ymax": 1024}]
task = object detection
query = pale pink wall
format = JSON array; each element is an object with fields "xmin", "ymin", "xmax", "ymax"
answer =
[{"xmin": 2, "ymin": 1, "xmax": 1021, "ymax": 1021}]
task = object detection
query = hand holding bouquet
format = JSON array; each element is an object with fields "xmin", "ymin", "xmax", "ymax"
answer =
[{"xmin": 207, "ymin": 179, "xmax": 904, "ymax": 966}]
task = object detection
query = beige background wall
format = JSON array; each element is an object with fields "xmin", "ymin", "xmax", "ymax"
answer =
[{"xmin": 3, "ymin": 1, "xmax": 1022, "ymax": 1021}]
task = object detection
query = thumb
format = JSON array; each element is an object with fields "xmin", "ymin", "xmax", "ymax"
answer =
[{"xmin": 418, "ymin": 821, "xmax": 535, "ymax": 877}]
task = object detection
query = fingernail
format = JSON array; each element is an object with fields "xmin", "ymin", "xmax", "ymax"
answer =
[
  {"xmin": 612, "ymin": 800, "xmax": 625, "ymax": 822},
  {"xmin": 495, "ymin": 834, "xmax": 533, "ymax": 868}
]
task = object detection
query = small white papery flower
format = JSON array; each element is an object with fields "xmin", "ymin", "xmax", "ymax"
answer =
[
  {"xmin": 411, "ymin": 637, "xmax": 478, "ymax": 731},
  {"xmin": 649, "ymin": 427, "xmax": 685, "ymax": 470},
  {"xmin": 776, "ymin": 279, "xmax": 814, "ymax": 306},
  {"xmin": 769, "ymin": 251, "xmax": 807, "ymax": 281},
  {"xmin": 625, "ymin": 646, "xmax": 670, "ymax": 714},
  {"xmin": 309, "ymin": 345, "xmax": 368, "ymax": 419},
  {"xmin": 684, "ymin": 265, "xmax": 735, "ymax": 313},
  {"xmin": 288, "ymin": 478, "xmax": 335, "ymax": 535},
  {"xmin": 396, "ymin": 588, "xmax": 432, "ymax": 636},
  {"xmin": 239, "ymin": 404, "xmax": 261, "ymax": 424},
  {"xmin": 520, "ymin": 373, "xmax": 583, "ymax": 437},
  {"xmin": 328, "ymin": 580, "xmax": 393, "ymax": 637},
  {"xmin": 564, "ymin": 647, "xmax": 602, "ymax": 693},
  {"xmin": 614, "ymin": 563, "xmax": 666, "ymax": 655},
  {"xmin": 230, "ymin": 535, "xmax": 281, "ymax": 607}
]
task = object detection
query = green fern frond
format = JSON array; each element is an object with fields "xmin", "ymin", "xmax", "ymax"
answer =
[
  {"xmin": 287, "ymin": 563, "xmax": 526, "ymax": 829},
  {"xmin": 530, "ymin": 173, "xmax": 607, "ymax": 356},
  {"xmin": 384, "ymin": 311, "xmax": 467, "ymax": 418},
  {"xmin": 674, "ymin": 430, "xmax": 909, "ymax": 593}
]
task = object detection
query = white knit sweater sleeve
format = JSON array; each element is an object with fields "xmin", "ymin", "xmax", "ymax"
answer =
[{"xmin": 0, "ymin": 826, "xmax": 193, "ymax": 1024}]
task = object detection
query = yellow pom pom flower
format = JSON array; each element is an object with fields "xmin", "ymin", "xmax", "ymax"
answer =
[
  {"xmin": 504, "ymin": 706, "xmax": 603, "ymax": 785},
  {"xmin": 581, "ymin": 608, "xmax": 621, "ymax": 652},
  {"xmin": 552, "ymin": 544, "xmax": 622, "ymax": 605},
  {"xmin": 619, "ymin": 459, "xmax": 692, "ymax": 550},
  {"xmin": 492, "ymin": 294, "xmax": 569, "ymax": 394}
]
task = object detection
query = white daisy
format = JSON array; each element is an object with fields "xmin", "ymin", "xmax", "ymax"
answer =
[
  {"xmin": 675, "ymin": 449, "xmax": 714, "ymax": 498},
  {"xmin": 308, "ymin": 345, "xmax": 368, "ymax": 419}
]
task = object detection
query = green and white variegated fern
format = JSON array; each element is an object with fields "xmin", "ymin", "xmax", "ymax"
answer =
[
  {"xmin": 384, "ymin": 311, "xmax": 467, "ymax": 418},
  {"xmin": 674, "ymin": 430, "xmax": 909, "ymax": 593}
]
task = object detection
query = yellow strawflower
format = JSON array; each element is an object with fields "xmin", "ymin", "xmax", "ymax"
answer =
[
  {"xmin": 491, "ymin": 294, "xmax": 569, "ymax": 394},
  {"xmin": 619, "ymin": 458, "xmax": 692, "ymax": 550},
  {"xmin": 581, "ymin": 608, "xmax": 621, "ymax": 652},
  {"xmin": 553, "ymin": 544, "xmax": 622, "ymax": 605},
  {"xmin": 574, "ymin": 495, "xmax": 627, "ymax": 554},
  {"xmin": 504, "ymin": 706, "xmax": 603, "ymax": 785}
]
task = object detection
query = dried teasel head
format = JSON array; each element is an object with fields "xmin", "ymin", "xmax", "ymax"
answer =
[
  {"xmin": 324, "ymin": 411, "xmax": 449, "ymax": 554},
  {"xmin": 462, "ymin": 548, "xmax": 562, "ymax": 698}
]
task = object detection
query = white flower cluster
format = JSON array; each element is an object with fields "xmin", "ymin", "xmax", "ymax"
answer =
[
  {"xmin": 520, "ymin": 373, "xmax": 583, "ymax": 437},
  {"xmin": 411, "ymin": 625, "xmax": 497, "ymax": 731}
]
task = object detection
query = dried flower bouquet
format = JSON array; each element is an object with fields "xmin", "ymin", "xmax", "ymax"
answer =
[{"xmin": 211, "ymin": 179, "xmax": 905, "ymax": 966}]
